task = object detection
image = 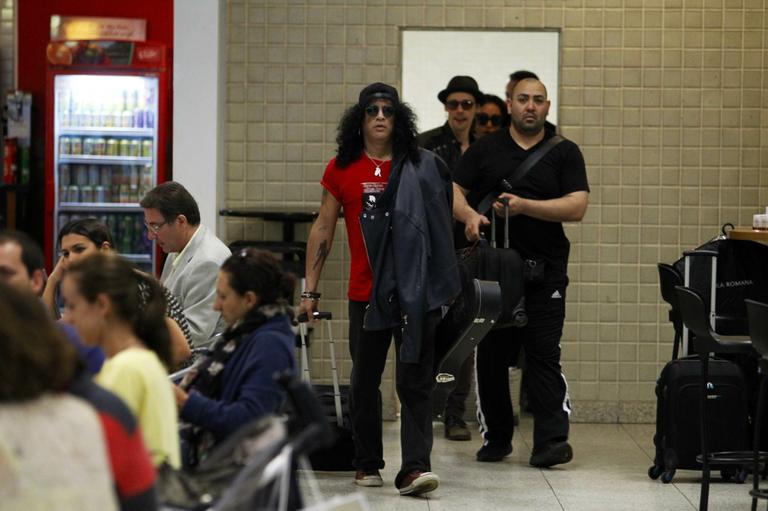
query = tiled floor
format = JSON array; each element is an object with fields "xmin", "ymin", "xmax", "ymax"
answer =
[{"xmin": 300, "ymin": 417, "xmax": 761, "ymax": 510}]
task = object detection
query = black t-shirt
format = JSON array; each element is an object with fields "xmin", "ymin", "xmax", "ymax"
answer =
[{"xmin": 453, "ymin": 129, "xmax": 589, "ymax": 280}]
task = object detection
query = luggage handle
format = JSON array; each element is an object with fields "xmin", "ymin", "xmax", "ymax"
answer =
[{"xmin": 297, "ymin": 311, "xmax": 344, "ymax": 427}]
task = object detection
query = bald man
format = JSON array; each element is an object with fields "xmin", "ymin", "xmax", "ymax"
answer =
[{"xmin": 452, "ymin": 78, "xmax": 589, "ymax": 467}]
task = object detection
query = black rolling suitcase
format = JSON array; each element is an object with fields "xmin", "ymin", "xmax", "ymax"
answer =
[
  {"xmin": 649, "ymin": 356, "xmax": 750, "ymax": 483},
  {"xmin": 297, "ymin": 312, "xmax": 355, "ymax": 471},
  {"xmin": 650, "ymin": 235, "xmax": 754, "ymax": 484}
]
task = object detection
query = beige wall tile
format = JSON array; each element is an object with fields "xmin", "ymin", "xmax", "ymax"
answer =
[{"xmin": 223, "ymin": 0, "xmax": 768, "ymax": 418}]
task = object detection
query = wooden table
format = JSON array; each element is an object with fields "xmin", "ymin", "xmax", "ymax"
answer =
[{"xmin": 727, "ymin": 228, "xmax": 768, "ymax": 244}]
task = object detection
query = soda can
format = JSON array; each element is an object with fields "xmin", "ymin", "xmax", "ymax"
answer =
[
  {"xmin": 129, "ymin": 139, "xmax": 141, "ymax": 157},
  {"xmin": 59, "ymin": 136, "xmax": 71, "ymax": 155},
  {"xmin": 83, "ymin": 137, "xmax": 94, "ymax": 156},
  {"xmin": 59, "ymin": 164, "xmax": 71, "ymax": 186},
  {"xmin": 111, "ymin": 183, "xmax": 121, "ymax": 202},
  {"xmin": 119, "ymin": 139, "xmax": 131, "ymax": 156},
  {"xmin": 141, "ymin": 140, "xmax": 153, "ymax": 158},
  {"xmin": 59, "ymin": 185, "xmax": 69, "ymax": 203},
  {"xmin": 100, "ymin": 167, "xmax": 111, "ymax": 186},
  {"xmin": 103, "ymin": 109, "xmax": 114, "ymax": 128},
  {"xmin": 106, "ymin": 139, "xmax": 119, "ymax": 156},
  {"xmin": 80, "ymin": 185, "xmax": 94, "ymax": 203},
  {"xmin": 95, "ymin": 185, "xmax": 107, "ymax": 203},
  {"xmin": 111, "ymin": 110, "xmax": 122, "ymax": 128},
  {"xmin": 133, "ymin": 109, "xmax": 146, "ymax": 128},
  {"xmin": 70, "ymin": 137, "xmax": 83, "ymax": 155},
  {"xmin": 121, "ymin": 110, "xmax": 133, "ymax": 128},
  {"xmin": 119, "ymin": 184, "xmax": 131, "ymax": 203},
  {"xmin": 129, "ymin": 167, "xmax": 139, "ymax": 186},
  {"xmin": 88, "ymin": 165, "xmax": 100, "ymax": 186},
  {"xmin": 75, "ymin": 165, "xmax": 88, "ymax": 186},
  {"xmin": 129, "ymin": 184, "xmax": 139, "ymax": 202},
  {"xmin": 68, "ymin": 185, "xmax": 80, "ymax": 202},
  {"xmin": 93, "ymin": 138, "xmax": 106, "ymax": 156},
  {"xmin": 145, "ymin": 109, "xmax": 155, "ymax": 128}
]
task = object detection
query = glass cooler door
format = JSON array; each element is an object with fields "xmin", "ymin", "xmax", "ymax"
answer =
[{"xmin": 53, "ymin": 73, "xmax": 158, "ymax": 273}]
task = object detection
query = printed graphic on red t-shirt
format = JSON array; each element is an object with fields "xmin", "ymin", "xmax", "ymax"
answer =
[{"xmin": 321, "ymin": 156, "xmax": 390, "ymax": 302}]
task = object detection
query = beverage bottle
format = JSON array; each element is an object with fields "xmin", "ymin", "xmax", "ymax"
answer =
[
  {"xmin": 133, "ymin": 217, "xmax": 144, "ymax": 253},
  {"xmin": 20, "ymin": 146, "xmax": 30, "ymax": 185},
  {"xmin": 106, "ymin": 214, "xmax": 118, "ymax": 239},
  {"xmin": 60, "ymin": 164, "xmax": 71, "ymax": 186},
  {"xmin": 121, "ymin": 215, "xmax": 133, "ymax": 254},
  {"xmin": 3, "ymin": 138, "xmax": 18, "ymax": 184}
]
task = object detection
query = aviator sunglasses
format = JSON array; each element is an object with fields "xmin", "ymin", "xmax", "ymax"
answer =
[
  {"xmin": 476, "ymin": 113, "xmax": 502, "ymax": 127},
  {"xmin": 364, "ymin": 104, "xmax": 396, "ymax": 118},
  {"xmin": 445, "ymin": 99, "xmax": 475, "ymax": 111}
]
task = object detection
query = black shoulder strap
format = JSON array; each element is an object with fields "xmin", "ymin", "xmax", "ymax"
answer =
[{"xmin": 475, "ymin": 135, "xmax": 564, "ymax": 215}]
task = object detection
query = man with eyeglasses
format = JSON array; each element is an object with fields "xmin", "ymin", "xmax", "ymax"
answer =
[
  {"xmin": 453, "ymin": 77, "xmax": 589, "ymax": 467},
  {"xmin": 301, "ymin": 83, "xmax": 460, "ymax": 497},
  {"xmin": 140, "ymin": 181, "xmax": 230, "ymax": 347}
]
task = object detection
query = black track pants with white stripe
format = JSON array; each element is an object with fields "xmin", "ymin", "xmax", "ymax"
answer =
[{"xmin": 475, "ymin": 282, "xmax": 571, "ymax": 450}]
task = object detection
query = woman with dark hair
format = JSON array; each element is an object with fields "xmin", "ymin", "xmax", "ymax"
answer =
[
  {"xmin": 61, "ymin": 253, "xmax": 181, "ymax": 468},
  {"xmin": 173, "ymin": 248, "xmax": 296, "ymax": 467},
  {"xmin": 300, "ymin": 83, "xmax": 460, "ymax": 496},
  {"xmin": 44, "ymin": 217, "xmax": 192, "ymax": 367},
  {"xmin": 0, "ymin": 281, "xmax": 147, "ymax": 510},
  {"xmin": 474, "ymin": 94, "xmax": 510, "ymax": 139}
]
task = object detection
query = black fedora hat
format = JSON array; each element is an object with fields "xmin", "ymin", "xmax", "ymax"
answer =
[{"xmin": 437, "ymin": 75, "xmax": 483, "ymax": 104}]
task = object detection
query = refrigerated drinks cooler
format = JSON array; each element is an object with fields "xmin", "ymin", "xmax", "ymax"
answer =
[{"xmin": 44, "ymin": 41, "xmax": 170, "ymax": 273}]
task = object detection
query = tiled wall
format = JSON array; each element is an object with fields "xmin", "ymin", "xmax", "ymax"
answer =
[{"xmin": 223, "ymin": 0, "xmax": 768, "ymax": 422}]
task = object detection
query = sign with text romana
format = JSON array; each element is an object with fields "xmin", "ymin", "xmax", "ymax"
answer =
[{"xmin": 50, "ymin": 15, "xmax": 147, "ymax": 42}]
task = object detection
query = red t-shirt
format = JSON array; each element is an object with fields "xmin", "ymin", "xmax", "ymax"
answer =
[{"xmin": 321, "ymin": 155, "xmax": 391, "ymax": 302}]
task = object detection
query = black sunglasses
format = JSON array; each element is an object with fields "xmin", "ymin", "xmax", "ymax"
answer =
[
  {"xmin": 446, "ymin": 99, "xmax": 475, "ymax": 111},
  {"xmin": 476, "ymin": 113, "xmax": 502, "ymax": 127},
  {"xmin": 364, "ymin": 104, "xmax": 395, "ymax": 118}
]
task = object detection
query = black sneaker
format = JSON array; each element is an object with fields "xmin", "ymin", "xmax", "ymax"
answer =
[
  {"xmin": 529, "ymin": 441, "xmax": 573, "ymax": 468},
  {"xmin": 476, "ymin": 442, "xmax": 512, "ymax": 462},
  {"xmin": 444, "ymin": 416, "xmax": 471, "ymax": 441}
]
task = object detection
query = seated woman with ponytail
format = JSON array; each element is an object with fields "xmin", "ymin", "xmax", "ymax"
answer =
[
  {"xmin": 61, "ymin": 253, "xmax": 181, "ymax": 468},
  {"xmin": 174, "ymin": 248, "xmax": 296, "ymax": 467}
]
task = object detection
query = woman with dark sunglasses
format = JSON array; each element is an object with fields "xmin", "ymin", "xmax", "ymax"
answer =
[{"xmin": 474, "ymin": 94, "xmax": 510, "ymax": 139}]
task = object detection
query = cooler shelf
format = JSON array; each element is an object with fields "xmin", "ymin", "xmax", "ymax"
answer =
[
  {"xmin": 59, "ymin": 202, "xmax": 141, "ymax": 212},
  {"xmin": 60, "ymin": 127, "xmax": 154, "ymax": 137},
  {"xmin": 59, "ymin": 155, "xmax": 152, "ymax": 165}
]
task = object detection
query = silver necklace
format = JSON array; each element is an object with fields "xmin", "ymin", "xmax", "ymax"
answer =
[{"xmin": 365, "ymin": 152, "xmax": 389, "ymax": 177}]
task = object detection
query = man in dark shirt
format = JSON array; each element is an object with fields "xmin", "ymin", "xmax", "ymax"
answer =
[
  {"xmin": 452, "ymin": 78, "xmax": 589, "ymax": 467},
  {"xmin": 417, "ymin": 75, "xmax": 482, "ymax": 172},
  {"xmin": 506, "ymin": 70, "xmax": 557, "ymax": 136},
  {"xmin": 417, "ymin": 75, "xmax": 483, "ymax": 442}
]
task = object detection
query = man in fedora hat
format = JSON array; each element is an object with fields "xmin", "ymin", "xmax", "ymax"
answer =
[
  {"xmin": 417, "ymin": 75, "xmax": 483, "ymax": 443},
  {"xmin": 417, "ymin": 75, "xmax": 483, "ymax": 173}
]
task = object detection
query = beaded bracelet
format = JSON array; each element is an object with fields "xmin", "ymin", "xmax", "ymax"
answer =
[{"xmin": 300, "ymin": 291, "xmax": 321, "ymax": 301}]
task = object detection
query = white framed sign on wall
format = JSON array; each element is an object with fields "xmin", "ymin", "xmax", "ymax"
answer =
[{"xmin": 401, "ymin": 29, "xmax": 560, "ymax": 133}]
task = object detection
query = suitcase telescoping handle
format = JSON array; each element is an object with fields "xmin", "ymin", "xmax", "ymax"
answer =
[{"xmin": 296, "ymin": 311, "xmax": 344, "ymax": 427}]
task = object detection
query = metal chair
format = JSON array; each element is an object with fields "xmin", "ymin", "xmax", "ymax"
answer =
[
  {"xmin": 658, "ymin": 263, "xmax": 684, "ymax": 359},
  {"xmin": 746, "ymin": 299, "xmax": 768, "ymax": 510},
  {"xmin": 675, "ymin": 285, "xmax": 759, "ymax": 511}
]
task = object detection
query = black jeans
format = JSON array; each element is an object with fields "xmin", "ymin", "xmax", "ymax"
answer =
[
  {"xmin": 348, "ymin": 300, "xmax": 439, "ymax": 483},
  {"xmin": 475, "ymin": 282, "xmax": 571, "ymax": 449}
]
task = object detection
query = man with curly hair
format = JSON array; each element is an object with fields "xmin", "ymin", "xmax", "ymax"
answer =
[{"xmin": 301, "ymin": 83, "xmax": 460, "ymax": 497}]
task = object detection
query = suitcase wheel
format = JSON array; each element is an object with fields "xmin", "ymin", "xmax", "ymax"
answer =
[
  {"xmin": 648, "ymin": 465, "xmax": 663, "ymax": 480},
  {"xmin": 661, "ymin": 470, "xmax": 675, "ymax": 484},
  {"xmin": 720, "ymin": 468, "xmax": 748, "ymax": 484}
]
